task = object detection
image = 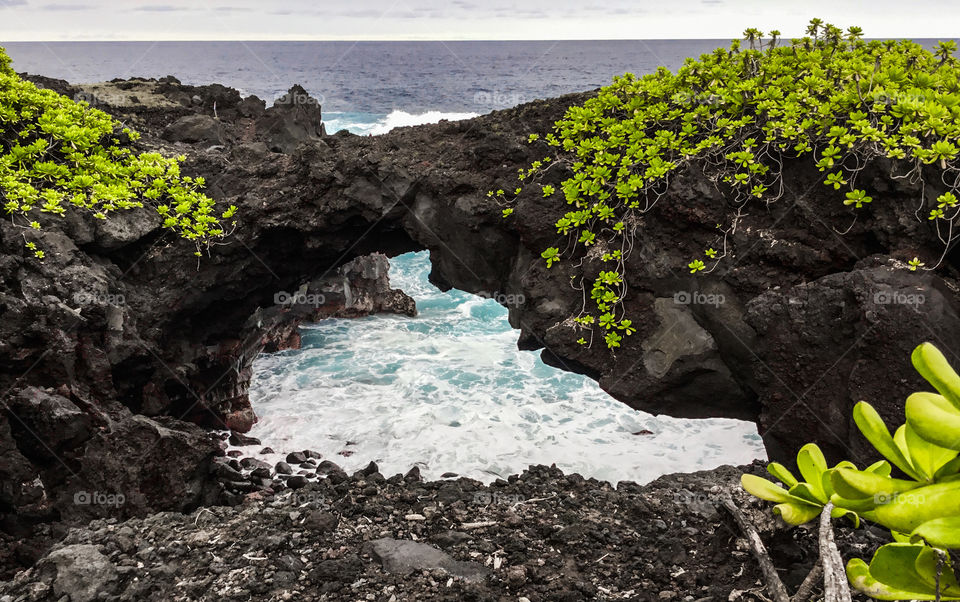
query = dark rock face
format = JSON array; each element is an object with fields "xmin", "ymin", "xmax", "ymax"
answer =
[
  {"xmin": 0, "ymin": 388, "xmax": 224, "ymax": 576},
  {"xmin": 0, "ymin": 248, "xmax": 415, "ymax": 576},
  {"xmin": 9, "ymin": 79, "xmax": 960, "ymax": 452},
  {"xmin": 5, "ymin": 74, "xmax": 960, "ymax": 576},
  {"xmin": 255, "ymin": 84, "xmax": 326, "ymax": 153},
  {"xmin": 744, "ymin": 264, "xmax": 960, "ymax": 462},
  {"xmin": 1, "ymin": 79, "xmax": 422, "ymax": 575},
  {"xmin": 162, "ymin": 114, "xmax": 224, "ymax": 145}
]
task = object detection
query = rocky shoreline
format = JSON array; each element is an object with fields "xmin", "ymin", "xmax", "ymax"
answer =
[
  {"xmin": 1, "ymin": 69, "xmax": 958, "ymax": 593},
  {"xmin": 0, "ymin": 461, "xmax": 879, "ymax": 601}
]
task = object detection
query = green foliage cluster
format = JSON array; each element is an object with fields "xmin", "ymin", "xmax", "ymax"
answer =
[
  {"xmin": 743, "ymin": 342, "xmax": 960, "ymax": 600},
  {"xmin": 0, "ymin": 46, "xmax": 235, "ymax": 259},
  {"xmin": 492, "ymin": 20, "xmax": 960, "ymax": 349},
  {"xmin": 0, "ymin": 49, "xmax": 12, "ymax": 77}
]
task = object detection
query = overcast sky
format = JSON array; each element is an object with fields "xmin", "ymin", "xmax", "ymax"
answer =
[{"xmin": 1, "ymin": 0, "xmax": 957, "ymax": 41}]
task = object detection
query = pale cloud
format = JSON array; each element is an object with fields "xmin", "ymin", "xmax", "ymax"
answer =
[
  {"xmin": 0, "ymin": 0, "xmax": 958, "ymax": 40},
  {"xmin": 132, "ymin": 5, "xmax": 183, "ymax": 11},
  {"xmin": 39, "ymin": 3, "xmax": 95, "ymax": 9}
]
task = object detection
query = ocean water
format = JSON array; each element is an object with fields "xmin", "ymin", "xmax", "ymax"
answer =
[
  {"xmin": 249, "ymin": 252, "xmax": 765, "ymax": 483},
  {"xmin": 3, "ymin": 40, "xmax": 727, "ymax": 134},
  {"xmin": 4, "ymin": 39, "xmax": 953, "ymax": 135}
]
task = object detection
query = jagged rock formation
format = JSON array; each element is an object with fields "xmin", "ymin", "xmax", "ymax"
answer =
[{"xmin": 3, "ymin": 73, "xmax": 960, "ymax": 576}]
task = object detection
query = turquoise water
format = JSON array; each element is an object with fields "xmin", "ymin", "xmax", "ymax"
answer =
[{"xmin": 249, "ymin": 251, "xmax": 765, "ymax": 483}]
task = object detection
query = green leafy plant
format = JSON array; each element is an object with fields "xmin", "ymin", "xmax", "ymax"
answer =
[
  {"xmin": 0, "ymin": 46, "xmax": 235, "ymax": 258},
  {"xmin": 741, "ymin": 442, "xmax": 876, "ymax": 526},
  {"xmin": 541, "ymin": 247, "xmax": 560, "ymax": 268},
  {"xmin": 490, "ymin": 21, "xmax": 960, "ymax": 349},
  {"xmin": 848, "ymin": 543, "xmax": 959, "ymax": 600},
  {"xmin": 0, "ymin": 49, "xmax": 12, "ymax": 77},
  {"xmin": 743, "ymin": 342, "xmax": 960, "ymax": 599}
]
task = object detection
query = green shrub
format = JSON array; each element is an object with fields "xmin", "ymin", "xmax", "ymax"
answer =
[
  {"xmin": 0, "ymin": 49, "xmax": 12, "ymax": 77},
  {"xmin": 0, "ymin": 46, "xmax": 235, "ymax": 259},
  {"xmin": 743, "ymin": 342, "xmax": 960, "ymax": 599},
  {"xmin": 493, "ymin": 20, "xmax": 960, "ymax": 349}
]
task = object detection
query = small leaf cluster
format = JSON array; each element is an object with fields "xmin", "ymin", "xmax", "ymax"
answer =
[
  {"xmin": 743, "ymin": 342, "xmax": 960, "ymax": 600},
  {"xmin": 491, "ymin": 21, "xmax": 960, "ymax": 349},
  {"xmin": 0, "ymin": 46, "xmax": 235, "ymax": 258}
]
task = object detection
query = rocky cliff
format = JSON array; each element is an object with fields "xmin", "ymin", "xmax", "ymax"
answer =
[{"xmin": 2, "ymin": 73, "xmax": 960, "ymax": 577}]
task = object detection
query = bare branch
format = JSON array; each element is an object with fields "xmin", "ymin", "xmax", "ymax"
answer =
[
  {"xmin": 720, "ymin": 493, "xmax": 790, "ymax": 602},
  {"xmin": 819, "ymin": 503, "xmax": 852, "ymax": 602}
]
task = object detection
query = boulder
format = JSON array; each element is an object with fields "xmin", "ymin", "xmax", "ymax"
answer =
[
  {"xmin": 162, "ymin": 114, "xmax": 224, "ymax": 144},
  {"xmin": 38, "ymin": 545, "xmax": 119, "ymax": 602},
  {"xmin": 55, "ymin": 414, "xmax": 220, "ymax": 522},
  {"xmin": 364, "ymin": 538, "xmax": 490, "ymax": 582},
  {"xmin": 228, "ymin": 431, "xmax": 261, "ymax": 446},
  {"xmin": 254, "ymin": 84, "xmax": 324, "ymax": 153},
  {"xmin": 238, "ymin": 95, "xmax": 266, "ymax": 118},
  {"xmin": 745, "ymin": 264, "xmax": 960, "ymax": 462},
  {"xmin": 5, "ymin": 388, "xmax": 93, "ymax": 463}
]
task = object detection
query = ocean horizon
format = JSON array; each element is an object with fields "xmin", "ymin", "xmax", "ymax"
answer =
[{"xmin": 6, "ymin": 38, "xmax": 954, "ymax": 135}]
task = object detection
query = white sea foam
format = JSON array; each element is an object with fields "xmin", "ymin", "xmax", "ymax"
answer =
[
  {"xmin": 324, "ymin": 110, "xmax": 479, "ymax": 136},
  {"xmin": 366, "ymin": 110, "xmax": 479, "ymax": 135},
  {"xmin": 248, "ymin": 252, "xmax": 766, "ymax": 483}
]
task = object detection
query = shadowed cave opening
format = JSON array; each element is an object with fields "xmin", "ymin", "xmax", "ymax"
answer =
[{"xmin": 241, "ymin": 251, "xmax": 767, "ymax": 483}]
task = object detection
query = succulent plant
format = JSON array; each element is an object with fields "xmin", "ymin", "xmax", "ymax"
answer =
[{"xmin": 743, "ymin": 342, "xmax": 960, "ymax": 599}]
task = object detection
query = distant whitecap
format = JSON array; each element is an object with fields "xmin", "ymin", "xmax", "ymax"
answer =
[{"xmin": 323, "ymin": 110, "xmax": 479, "ymax": 136}]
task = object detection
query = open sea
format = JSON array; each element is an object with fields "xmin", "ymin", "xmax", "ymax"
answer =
[
  {"xmin": 3, "ymin": 40, "xmax": 731, "ymax": 134},
  {"xmin": 3, "ymin": 40, "xmax": 767, "ymax": 482}
]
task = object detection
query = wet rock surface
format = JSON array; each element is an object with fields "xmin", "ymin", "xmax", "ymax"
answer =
[{"xmin": 0, "ymin": 464, "xmax": 875, "ymax": 601}]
